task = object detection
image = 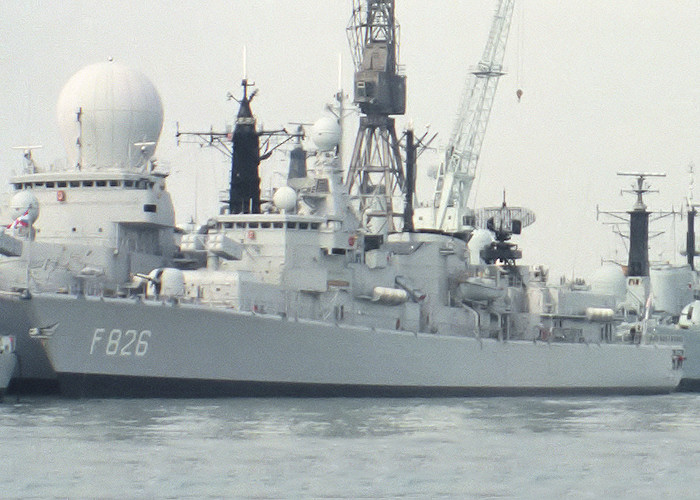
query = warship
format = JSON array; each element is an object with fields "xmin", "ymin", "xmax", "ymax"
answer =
[
  {"xmin": 14, "ymin": 0, "xmax": 686, "ymax": 396},
  {"xmin": 26, "ymin": 78, "xmax": 683, "ymax": 396},
  {"xmin": 0, "ymin": 61, "xmax": 177, "ymax": 391}
]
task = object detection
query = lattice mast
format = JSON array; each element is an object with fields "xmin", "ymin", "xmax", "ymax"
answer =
[
  {"xmin": 345, "ymin": 0, "xmax": 407, "ymax": 234},
  {"xmin": 423, "ymin": 0, "xmax": 515, "ymax": 235}
]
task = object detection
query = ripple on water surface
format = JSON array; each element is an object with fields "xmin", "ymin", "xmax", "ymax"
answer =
[{"xmin": 1, "ymin": 394, "xmax": 700, "ymax": 498}]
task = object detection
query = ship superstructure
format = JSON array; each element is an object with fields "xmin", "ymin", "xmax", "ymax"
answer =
[{"xmin": 0, "ymin": 61, "xmax": 176, "ymax": 390}]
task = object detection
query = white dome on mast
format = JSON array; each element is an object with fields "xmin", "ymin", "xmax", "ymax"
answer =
[
  {"xmin": 57, "ymin": 60, "xmax": 163, "ymax": 171},
  {"xmin": 310, "ymin": 115, "xmax": 341, "ymax": 152}
]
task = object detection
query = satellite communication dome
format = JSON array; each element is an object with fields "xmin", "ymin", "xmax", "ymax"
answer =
[
  {"xmin": 310, "ymin": 116, "xmax": 341, "ymax": 152},
  {"xmin": 57, "ymin": 60, "xmax": 164, "ymax": 171},
  {"xmin": 9, "ymin": 191, "xmax": 40, "ymax": 225},
  {"xmin": 273, "ymin": 186, "xmax": 297, "ymax": 212},
  {"xmin": 590, "ymin": 263, "xmax": 627, "ymax": 300}
]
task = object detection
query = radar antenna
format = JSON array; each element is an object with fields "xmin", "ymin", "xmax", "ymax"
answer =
[
  {"xmin": 11, "ymin": 145, "xmax": 42, "ymax": 174},
  {"xmin": 474, "ymin": 192, "xmax": 535, "ymax": 265}
]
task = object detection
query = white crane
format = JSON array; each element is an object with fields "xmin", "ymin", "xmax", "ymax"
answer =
[{"xmin": 416, "ymin": 0, "xmax": 515, "ymax": 235}]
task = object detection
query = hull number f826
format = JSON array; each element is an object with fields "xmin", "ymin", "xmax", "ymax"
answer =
[{"xmin": 90, "ymin": 328, "xmax": 151, "ymax": 356}]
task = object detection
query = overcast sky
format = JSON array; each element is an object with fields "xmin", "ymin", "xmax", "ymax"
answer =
[{"xmin": 1, "ymin": 1, "xmax": 698, "ymax": 279}]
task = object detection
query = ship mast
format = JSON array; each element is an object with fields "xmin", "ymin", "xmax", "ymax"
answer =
[
  {"xmin": 228, "ymin": 79, "xmax": 261, "ymax": 214},
  {"xmin": 597, "ymin": 172, "xmax": 671, "ymax": 277},
  {"xmin": 619, "ymin": 172, "xmax": 666, "ymax": 277},
  {"xmin": 176, "ymin": 79, "xmax": 300, "ymax": 216},
  {"xmin": 686, "ymin": 163, "xmax": 697, "ymax": 270}
]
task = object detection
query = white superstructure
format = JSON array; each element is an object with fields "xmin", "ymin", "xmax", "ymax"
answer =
[{"xmin": 0, "ymin": 61, "xmax": 176, "ymax": 389}]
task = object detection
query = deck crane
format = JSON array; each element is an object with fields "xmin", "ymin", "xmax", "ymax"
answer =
[{"xmin": 415, "ymin": 0, "xmax": 515, "ymax": 236}]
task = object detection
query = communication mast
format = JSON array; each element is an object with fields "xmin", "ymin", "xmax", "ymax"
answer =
[
  {"xmin": 597, "ymin": 172, "xmax": 671, "ymax": 277},
  {"xmin": 415, "ymin": 0, "xmax": 515, "ymax": 235},
  {"xmin": 683, "ymin": 163, "xmax": 698, "ymax": 270},
  {"xmin": 176, "ymin": 79, "xmax": 299, "ymax": 215},
  {"xmin": 345, "ymin": 0, "xmax": 406, "ymax": 234}
]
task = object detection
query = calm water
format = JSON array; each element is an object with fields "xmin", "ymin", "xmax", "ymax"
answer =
[{"xmin": 1, "ymin": 394, "xmax": 699, "ymax": 499}]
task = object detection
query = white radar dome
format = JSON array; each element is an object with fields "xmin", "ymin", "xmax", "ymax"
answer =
[
  {"xmin": 9, "ymin": 191, "xmax": 40, "ymax": 225},
  {"xmin": 310, "ymin": 116, "xmax": 341, "ymax": 152},
  {"xmin": 57, "ymin": 60, "xmax": 164, "ymax": 171},
  {"xmin": 590, "ymin": 263, "xmax": 627, "ymax": 300},
  {"xmin": 273, "ymin": 186, "xmax": 297, "ymax": 212}
]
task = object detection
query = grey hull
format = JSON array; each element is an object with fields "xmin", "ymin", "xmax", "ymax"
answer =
[
  {"xmin": 0, "ymin": 353, "xmax": 17, "ymax": 395},
  {"xmin": 678, "ymin": 378, "xmax": 700, "ymax": 391},
  {"xmin": 649, "ymin": 323, "xmax": 700, "ymax": 391},
  {"xmin": 0, "ymin": 292, "xmax": 57, "ymax": 393},
  {"xmin": 29, "ymin": 293, "xmax": 682, "ymax": 398},
  {"xmin": 53, "ymin": 373, "xmax": 677, "ymax": 399}
]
